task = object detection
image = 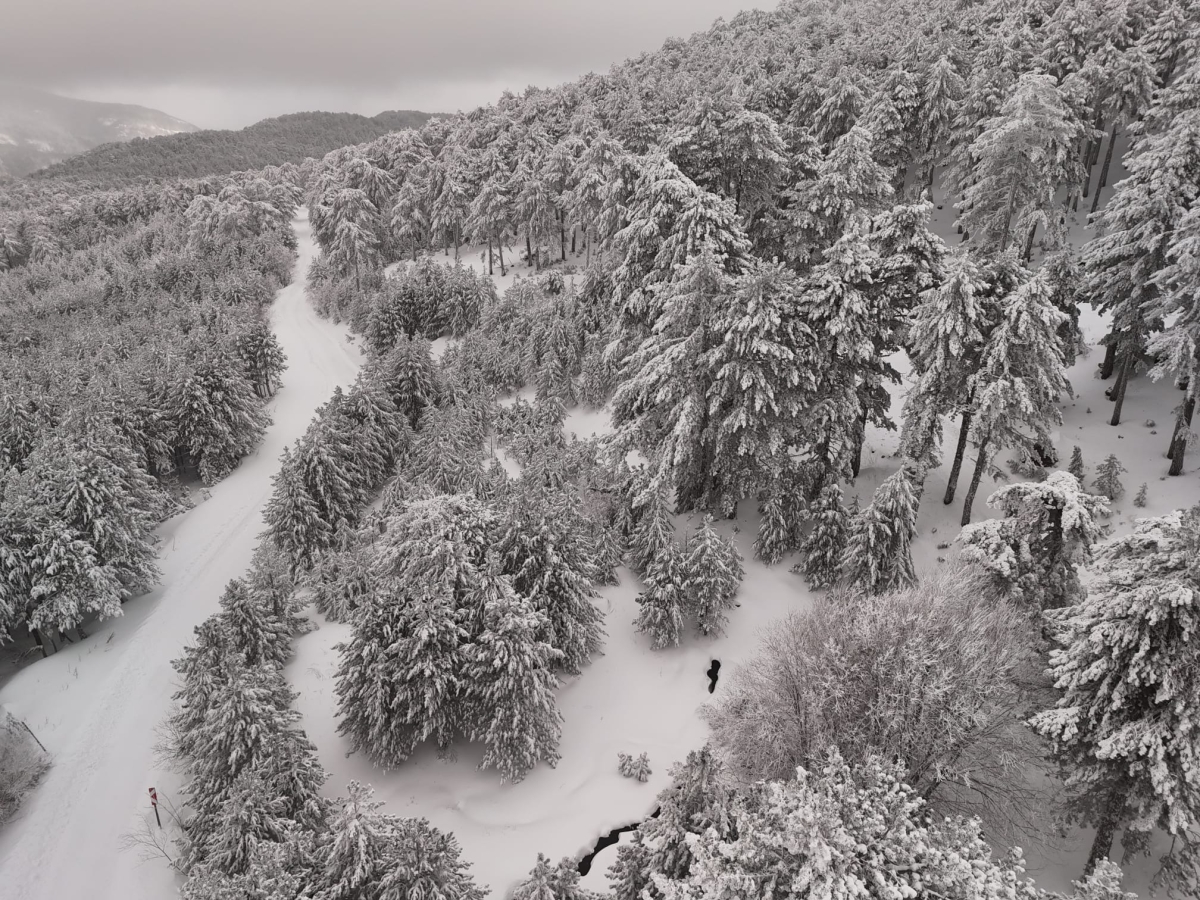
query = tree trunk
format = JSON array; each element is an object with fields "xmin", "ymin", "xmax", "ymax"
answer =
[
  {"xmin": 526, "ymin": 232, "xmax": 533, "ymax": 269},
  {"xmin": 560, "ymin": 216, "xmax": 567, "ymax": 262},
  {"xmin": 1023, "ymin": 221, "xmax": 1037, "ymax": 261},
  {"xmin": 571, "ymin": 227, "xmax": 577, "ymax": 255},
  {"xmin": 1110, "ymin": 347, "xmax": 1132, "ymax": 426},
  {"xmin": 1085, "ymin": 790, "xmax": 1124, "ymax": 875},
  {"xmin": 850, "ymin": 407, "xmax": 869, "ymax": 479},
  {"xmin": 487, "ymin": 237, "xmax": 494, "ymax": 275},
  {"xmin": 999, "ymin": 177, "xmax": 1018, "ymax": 252},
  {"xmin": 1100, "ymin": 338, "xmax": 1117, "ymax": 379},
  {"xmin": 497, "ymin": 235, "xmax": 506, "ymax": 276},
  {"xmin": 1091, "ymin": 122, "xmax": 1120, "ymax": 216},
  {"xmin": 944, "ymin": 410, "xmax": 973, "ymax": 505},
  {"xmin": 33, "ymin": 628, "xmax": 48, "ymax": 659},
  {"xmin": 454, "ymin": 223, "xmax": 460, "ymax": 260},
  {"xmin": 961, "ymin": 434, "xmax": 991, "ymax": 526},
  {"xmin": 1168, "ymin": 396, "xmax": 1195, "ymax": 475}
]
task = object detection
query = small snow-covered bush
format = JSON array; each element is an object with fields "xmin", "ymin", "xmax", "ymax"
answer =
[
  {"xmin": 1093, "ymin": 453, "xmax": 1126, "ymax": 500},
  {"xmin": 0, "ymin": 709, "xmax": 50, "ymax": 824},
  {"xmin": 618, "ymin": 752, "xmax": 652, "ymax": 782}
]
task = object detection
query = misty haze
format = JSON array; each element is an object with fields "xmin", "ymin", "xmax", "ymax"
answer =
[{"xmin": 1, "ymin": 2, "xmax": 1199, "ymax": 900}]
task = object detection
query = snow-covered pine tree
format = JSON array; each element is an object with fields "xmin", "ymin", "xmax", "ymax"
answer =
[
  {"xmin": 706, "ymin": 258, "xmax": 818, "ymax": 505},
  {"xmin": 610, "ymin": 244, "xmax": 732, "ymax": 511},
  {"xmin": 235, "ymin": 319, "xmax": 288, "ymax": 399},
  {"xmin": 900, "ymin": 253, "xmax": 993, "ymax": 499},
  {"xmin": 374, "ymin": 335, "xmax": 438, "ymax": 428},
  {"xmin": 264, "ymin": 445, "xmax": 332, "ymax": 573},
  {"xmin": 314, "ymin": 782, "xmax": 484, "ymax": 900},
  {"xmin": 960, "ymin": 471, "xmax": 1108, "ymax": 610},
  {"xmin": 634, "ymin": 542, "xmax": 689, "ymax": 651},
  {"xmin": 514, "ymin": 854, "xmax": 596, "ymax": 900},
  {"xmin": 460, "ymin": 569, "xmax": 563, "ymax": 783},
  {"xmin": 1093, "ymin": 454, "xmax": 1126, "ymax": 501},
  {"xmin": 1032, "ymin": 508, "xmax": 1200, "ymax": 880},
  {"xmin": 956, "ymin": 73, "xmax": 1083, "ymax": 257},
  {"xmin": 609, "ymin": 745, "xmax": 733, "ymax": 900},
  {"xmin": 495, "ymin": 502, "xmax": 605, "ymax": 675},
  {"xmin": 960, "ymin": 269, "xmax": 1070, "ymax": 525},
  {"xmin": 218, "ymin": 577, "xmax": 292, "ymax": 668},
  {"xmin": 618, "ymin": 752, "xmax": 652, "ymax": 783},
  {"xmin": 182, "ymin": 657, "xmax": 306, "ymax": 853},
  {"xmin": 308, "ymin": 525, "xmax": 376, "ymax": 623},
  {"xmin": 628, "ymin": 481, "xmax": 676, "ymax": 577},
  {"xmin": 683, "ymin": 515, "xmax": 743, "ymax": 637},
  {"xmin": 796, "ymin": 483, "xmax": 853, "ymax": 590},
  {"xmin": 1067, "ymin": 446, "xmax": 1085, "ymax": 481},
  {"xmin": 841, "ymin": 464, "xmax": 919, "ymax": 595},
  {"xmin": 1134, "ymin": 483, "xmax": 1148, "ymax": 507},
  {"xmin": 334, "ymin": 586, "xmax": 466, "ymax": 766},
  {"xmin": 754, "ymin": 494, "xmax": 790, "ymax": 565}
]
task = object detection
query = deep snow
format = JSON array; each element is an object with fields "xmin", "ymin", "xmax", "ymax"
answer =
[{"xmin": 0, "ymin": 211, "xmax": 363, "ymax": 900}]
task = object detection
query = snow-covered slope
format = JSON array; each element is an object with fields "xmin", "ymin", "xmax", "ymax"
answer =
[
  {"xmin": 0, "ymin": 83, "xmax": 196, "ymax": 177},
  {"xmin": 0, "ymin": 212, "xmax": 361, "ymax": 900}
]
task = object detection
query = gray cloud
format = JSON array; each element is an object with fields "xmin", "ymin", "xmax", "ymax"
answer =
[{"xmin": 4, "ymin": 1, "xmax": 775, "ymax": 127}]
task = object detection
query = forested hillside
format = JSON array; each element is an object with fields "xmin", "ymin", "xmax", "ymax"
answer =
[
  {"xmin": 3, "ymin": 0, "xmax": 1200, "ymax": 898},
  {"xmin": 28, "ymin": 110, "xmax": 435, "ymax": 187}
]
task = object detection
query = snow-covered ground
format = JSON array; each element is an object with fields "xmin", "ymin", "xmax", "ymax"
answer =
[{"xmin": 0, "ymin": 211, "xmax": 363, "ymax": 900}]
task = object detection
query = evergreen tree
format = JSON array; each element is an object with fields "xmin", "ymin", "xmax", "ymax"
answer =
[
  {"xmin": 634, "ymin": 541, "xmax": 689, "ymax": 651},
  {"xmin": 1032, "ymin": 509, "xmax": 1200, "ymax": 879},
  {"xmin": 264, "ymin": 446, "xmax": 331, "ymax": 573},
  {"xmin": 957, "ymin": 73, "xmax": 1082, "ymax": 257},
  {"xmin": 315, "ymin": 783, "xmax": 484, "ymax": 900},
  {"xmin": 753, "ymin": 494, "xmax": 790, "ymax": 566},
  {"xmin": 235, "ymin": 319, "xmax": 288, "ymax": 398},
  {"xmin": 683, "ymin": 515, "xmax": 743, "ymax": 637},
  {"xmin": 609, "ymin": 745, "xmax": 733, "ymax": 900},
  {"xmin": 308, "ymin": 525, "xmax": 376, "ymax": 623},
  {"xmin": 514, "ymin": 854, "xmax": 596, "ymax": 900},
  {"xmin": 496, "ymin": 502, "xmax": 606, "ymax": 675},
  {"xmin": 1092, "ymin": 454, "xmax": 1126, "ymax": 501},
  {"xmin": 841, "ymin": 464, "xmax": 919, "ymax": 595},
  {"xmin": 1067, "ymin": 445, "xmax": 1085, "ymax": 482},
  {"xmin": 1134, "ymin": 483, "xmax": 1148, "ymax": 507},
  {"xmin": 219, "ymin": 578, "xmax": 292, "ymax": 668},
  {"xmin": 334, "ymin": 587, "xmax": 466, "ymax": 766},
  {"xmin": 960, "ymin": 471, "xmax": 1108, "ymax": 610},
  {"xmin": 960, "ymin": 270, "xmax": 1071, "ymax": 525},
  {"xmin": 628, "ymin": 482, "xmax": 676, "ymax": 577},
  {"xmin": 796, "ymin": 484, "xmax": 852, "ymax": 590},
  {"xmin": 461, "ymin": 572, "xmax": 563, "ymax": 783}
]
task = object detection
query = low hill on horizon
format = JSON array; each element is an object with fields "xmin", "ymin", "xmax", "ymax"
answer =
[
  {"xmin": 0, "ymin": 83, "xmax": 196, "ymax": 178},
  {"xmin": 30, "ymin": 109, "xmax": 437, "ymax": 186}
]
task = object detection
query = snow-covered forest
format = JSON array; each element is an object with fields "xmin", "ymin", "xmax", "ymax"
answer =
[{"xmin": 2, "ymin": 0, "xmax": 1200, "ymax": 897}]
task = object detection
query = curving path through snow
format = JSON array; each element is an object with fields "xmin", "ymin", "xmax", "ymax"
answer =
[{"xmin": 0, "ymin": 212, "xmax": 361, "ymax": 900}]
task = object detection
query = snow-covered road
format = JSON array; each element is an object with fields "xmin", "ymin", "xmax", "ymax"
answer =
[{"xmin": 0, "ymin": 213, "xmax": 361, "ymax": 900}]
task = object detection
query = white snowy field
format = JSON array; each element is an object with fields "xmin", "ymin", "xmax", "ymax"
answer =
[{"xmin": 0, "ymin": 212, "xmax": 363, "ymax": 900}]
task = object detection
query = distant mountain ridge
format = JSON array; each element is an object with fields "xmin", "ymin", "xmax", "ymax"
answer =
[
  {"xmin": 31, "ymin": 109, "xmax": 438, "ymax": 187},
  {"xmin": 0, "ymin": 83, "xmax": 196, "ymax": 178}
]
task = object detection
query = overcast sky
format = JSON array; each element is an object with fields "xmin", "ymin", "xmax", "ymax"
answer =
[{"xmin": 2, "ymin": 1, "xmax": 777, "ymax": 129}]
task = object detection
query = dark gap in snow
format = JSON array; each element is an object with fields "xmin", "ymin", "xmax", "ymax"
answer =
[
  {"xmin": 577, "ymin": 807, "xmax": 661, "ymax": 876},
  {"xmin": 706, "ymin": 659, "xmax": 721, "ymax": 694}
]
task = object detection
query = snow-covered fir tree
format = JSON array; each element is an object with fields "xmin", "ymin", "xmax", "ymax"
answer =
[
  {"xmin": 461, "ymin": 566, "xmax": 563, "ymax": 783},
  {"xmin": 334, "ymin": 586, "xmax": 466, "ymax": 766},
  {"xmin": 514, "ymin": 853, "xmax": 596, "ymax": 900},
  {"xmin": 960, "ymin": 471, "xmax": 1108, "ymax": 610},
  {"xmin": 683, "ymin": 515, "xmax": 744, "ymax": 636},
  {"xmin": 627, "ymin": 480, "xmax": 677, "ymax": 577},
  {"xmin": 1032, "ymin": 508, "xmax": 1200, "ymax": 881},
  {"xmin": 609, "ymin": 745, "xmax": 734, "ymax": 900},
  {"xmin": 841, "ymin": 464, "xmax": 919, "ymax": 595},
  {"xmin": 796, "ymin": 483, "xmax": 853, "ymax": 590},
  {"xmin": 1068, "ymin": 445, "xmax": 1085, "ymax": 482},
  {"xmin": 1134, "ymin": 483, "xmax": 1148, "ymax": 507},
  {"xmin": 634, "ymin": 542, "xmax": 689, "ymax": 651},
  {"xmin": 263, "ymin": 445, "xmax": 332, "ymax": 573},
  {"xmin": 1093, "ymin": 453, "xmax": 1126, "ymax": 501},
  {"xmin": 218, "ymin": 577, "xmax": 293, "ymax": 668}
]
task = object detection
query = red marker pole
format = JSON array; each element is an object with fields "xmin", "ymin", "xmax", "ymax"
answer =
[{"xmin": 149, "ymin": 787, "xmax": 161, "ymax": 828}]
